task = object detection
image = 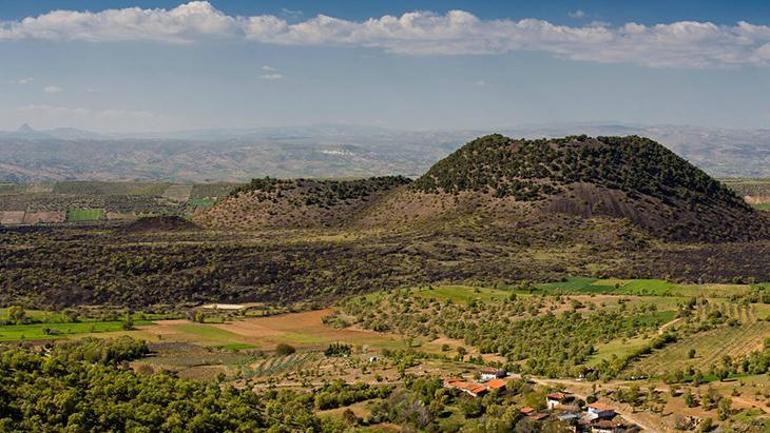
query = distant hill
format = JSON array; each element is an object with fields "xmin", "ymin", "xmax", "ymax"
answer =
[
  {"xmin": 200, "ymin": 135, "xmax": 770, "ymax": 243},
  {"xmin": 1, "ymin": 123, "xmax": 770, "ymax": 182},
  {"xmin": 196, "ymin": 176, "xmax": 411, "ymax": 230}
]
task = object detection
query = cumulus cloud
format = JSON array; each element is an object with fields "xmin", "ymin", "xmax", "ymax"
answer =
[
  {"xmin": 568, "ymin": 10, "xmax": 587, "ymax": 19},
  {"xmin": 43, "ymin": 85, "xmax": 63, "ymax": 93},
  {"xmin": 2, "ymin": 2, "xmax": 770, "ymax": 68}
]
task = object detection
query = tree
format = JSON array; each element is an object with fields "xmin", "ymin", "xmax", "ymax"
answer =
[
  {"xmin": 717, "ymin": 398, "xmax": 732, "ymax": 421},
  {"xmin": 683, "ymin": 390, "xmax": 696, "ymax": 408},
  {"xmin": 121, "ymin": 315, "xmax": 134, "ymax": 331},
  {"xmin": 275, "ymin": 343, "xmax": 296, "ymax": 356},
  {"xmin": 688, "ymin": 348, "xmax": 696, "ymax": 359},
  {"xmin": 698, "ymin": 418, "xmax": 714, "ymax": 432},
  {"xmin": 8, "ymin": 306, "xmax": 27, "ymax": 325},
  {"xmin": 456, "ymin": 346, "xmax": 467, "ymax": 360}
]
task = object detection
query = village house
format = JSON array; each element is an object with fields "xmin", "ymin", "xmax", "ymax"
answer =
[
  {"xmin": 443, "ymin": 378, "xmax": 488, "ymax": 397},
  {"xmin": 589, "ymin": 418, "xmax": 626, "ymax": 433},
  {"xmin": 520, "ymin": 407, "xmax": 537, "ymax": 416},
  {"xmin": 546, "ymin": 391, "xmax": 571, "ymax": 409},
  {"xmin": 586, "ymin": 402, "xmax": 616, "ymax": 420},
  {"xmin": 479, "ymin": 367, "xmax": 507, "ymax": 382}
]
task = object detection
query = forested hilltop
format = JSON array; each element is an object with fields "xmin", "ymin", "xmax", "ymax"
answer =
[
  {"xmin": 406, "ymin": 134, "xmax": 769, "ymax": 242},
  {"xmin": 412, "ymin": 134, "xmax": 742, "ymax": 206}
]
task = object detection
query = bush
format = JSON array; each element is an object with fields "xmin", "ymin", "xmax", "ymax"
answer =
[{"xmin": 275, "ymin": 343, "xmax": 296, "ymax": 356}]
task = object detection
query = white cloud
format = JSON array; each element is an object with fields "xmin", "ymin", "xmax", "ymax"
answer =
[
  {"xmin": 568, "ymin": 10, "xmax": 586, "ymax": 19},
  {"xmin": 2, "ymin": 2, "xmax": 770, "ymax": 68},
  {"xmin": 11, "ymin": 77, "xmax": 34, "ymax": 84},
  {"xmin": 259, "ymin": 65, "xmax": 284, "ymax": 79},
  {"xmin": 474, "ymin": 80, "xmax": 486, "ymax": 86},
  {"xmin": 43, "ymin": 85, "xmax": 63, "ymax": 93}
]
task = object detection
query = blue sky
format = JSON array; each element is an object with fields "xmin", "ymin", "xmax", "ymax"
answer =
[{"xmin": 1, "ymin": 1, "xmax": 769, "ymax": 132}]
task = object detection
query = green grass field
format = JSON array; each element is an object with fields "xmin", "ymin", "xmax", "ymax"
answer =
[
  {"xmin": 65, "ymin": 208, "xmax": 105, "ymax": 222},
  {"xmin": 414, "ymin": 285, "xmax": 512, "ymax": 304},
  {"xmin": 0, "ymin": 320, "xmax": 152, "ymax": 341},
  {"xmin": 188, "ymin": 198, "xmax": 216, "ymax": 209},
  {"xmin": 532, "ymin": 277, "xmax": 757, "ymax": 298}
]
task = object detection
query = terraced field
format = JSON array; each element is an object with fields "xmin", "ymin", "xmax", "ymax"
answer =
[
  {"xmin": 248, "ymin": 352, "xmax": 321, "ymax": 377},
  {"xmin": 628, "ymin": 321, "xmax": 770, "ymax": 375}
]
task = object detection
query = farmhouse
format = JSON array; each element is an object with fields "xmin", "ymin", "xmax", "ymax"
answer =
[
  {"xmin": 586, "ymin": 402, "xmax": 616, "ymax": 420},
  {"xmin": 520, "ymin": 407, "xmax": 536, "ymax": 416},
  {"xmin": 479, "ymin": 367, "xmax": 507, "ymax": 382},
  {"xmin": 589, "ymin": 418, "xmax": 627, "ymax": 433},
  {"xmin": 546, "ymin": 391, "xmax": 571, "ymax": 409},
  {"xmin": 443, "ymin": 378, "xmax": 488, "ymax": 397}
]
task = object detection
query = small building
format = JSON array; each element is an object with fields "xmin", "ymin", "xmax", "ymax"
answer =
[
  {"xmin": 520, "ymin": 407, "xmax": 537, "ymax": 416},
  {"xmin": 444, "ymin": 378, "xmax": 488, "ymax": 397},
  {"xmin": 590, "ymin": 418, "xmax": 625, "ymax": 433},
  {"xmin": 586, "ymin": 402, "xmax": 616, "ymax": 420},
  {"xmin": 479, "ymin": 367, "xmax": 507, "ymax": 382},
  {"xmin": 546, "ymin": 392, "xmax": 570, "ymax": 409},
  {"xmin": 486, "ymin": 378, "xmax": 507, "ymax": 391}
]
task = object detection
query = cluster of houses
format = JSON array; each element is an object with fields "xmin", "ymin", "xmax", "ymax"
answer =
[
  {"xmin": 444, "ymin": 370, "xmax": 640, "ymax": 433},
  {"xmin": 443, "ymin": 368, "xmax": 509, "ymax": 397},
  {"xmin": 532, "ymin": 393, "xmax": 639, "ymax": 433}
]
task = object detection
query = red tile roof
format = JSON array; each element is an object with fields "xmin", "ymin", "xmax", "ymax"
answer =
[
  {"xmin": 547, "ymin": 392, "xmax": 567, "ymax": 400},
  {"xmin": 487, "ymin": 378, "xmax": 506, "ymax": 389},
  {"xmin": 588, "ymin": 402, "xmax": 615, "ymax": 411},
  {"xmin": 520, "ymin": 407, "xmax": 536, "ymax": 415}
]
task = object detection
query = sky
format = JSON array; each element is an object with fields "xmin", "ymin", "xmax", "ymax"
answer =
[{"xmin": 1, "ymin": 1, "xmax": 770, "ymax": 133}]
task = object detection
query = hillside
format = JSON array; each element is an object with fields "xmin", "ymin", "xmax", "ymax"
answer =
[
  {"xmin": 196, "ymin": 176, "xmax": 411, "ymax": 230},
  {"xmin": 405, "ymin": 134, "xmax": 769, "ymax": 242},
  {"xmin": 199, "ymin": 135, "xmax": 769, "ymax": 243}
]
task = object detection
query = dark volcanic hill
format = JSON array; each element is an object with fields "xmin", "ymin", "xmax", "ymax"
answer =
[
  {"xmin": 407, "ymin": 134, "xmax": 769, "ymax": 242},
  {"xmin": 199, "ymin": 134, "xmax": 769, "ymax": 242}
]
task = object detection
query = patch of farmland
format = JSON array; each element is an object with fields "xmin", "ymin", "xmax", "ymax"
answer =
[
  {"xmin": 22, "ymin": 211, "xmax": 65, "ymax": 224},
  {"xmin": 0, "ymin": 211, "xmax": 25, "ymax": 224},
  {"xmin": 414, "ymin": 285, "xmax": 512, "ymax": 304},
  {"xmin": 190, "ymin": 182, "xmax": 242, "ymax": 200},
  {"xmin": 627, "ymin": 321, "xmax": 770, "ymax": 375},
  {"xmin": 248, "ymin": 352, "xmax": 320, "ymax": 377},
  {"xmin": 161, "ymin": 184, "xmax": 193, "ymax": 202},
  {"xmin": 53, "ymin": 181, "xmax": 170, "ymax": 196},
  {"xmin": 65, "ymin": 208, "xmax": 105, "ymax": 222},
  {"xmin": 212, "ymin": 309, "xmax": 405, "ymax": 350},
  {"xmin": 0, "ymin": 319, "xmax": 153, "ymax": 342}
]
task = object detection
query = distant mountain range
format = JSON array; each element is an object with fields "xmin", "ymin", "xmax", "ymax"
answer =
[{"xmin": 1, "ymin": 123, "xmax": 769, "ymax": 182}]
